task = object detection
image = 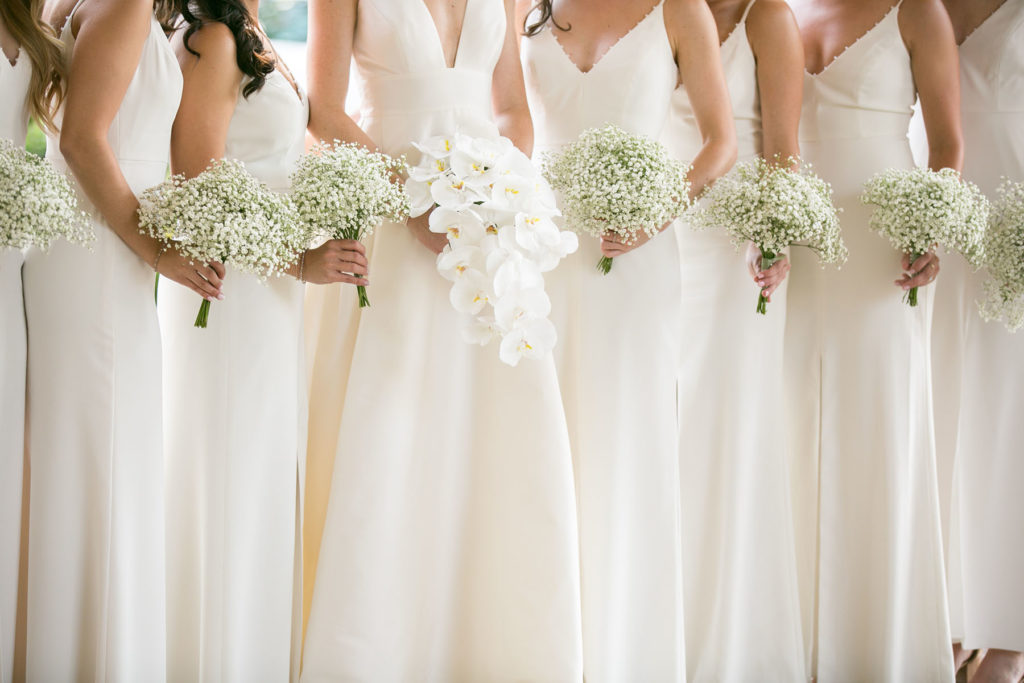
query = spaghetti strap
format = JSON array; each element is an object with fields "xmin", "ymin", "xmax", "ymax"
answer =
[
  {"xmin": 739, "ymin": 0, "xmax": 758, "ymax": 23},
  {"xmin": 61, "ymin": 0, "xmax": 90, "ymax": 36}
]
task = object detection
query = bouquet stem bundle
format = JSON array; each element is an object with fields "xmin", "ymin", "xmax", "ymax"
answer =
[
  {"xmin": 290, "ymin": 140, "xmax": 409, "ymax": 308},
  {"xmin": 861, "ymin": 167, "xmax": 988, "ymax": 307},
  {"xmin": 543, "ymin": 124, "xmax": 691, "ymax": 274}
]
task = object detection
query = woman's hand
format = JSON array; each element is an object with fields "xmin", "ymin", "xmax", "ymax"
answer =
[
  {"xmin": 156, "ymin": 247, "xmax": 225, "ymax": 301},
  {"xmin": 746, "ymin": 242, "xmax": 790, "ymax": 304},
  {"xmin": 600, "ymin": 219, "xmax": 675, "ymax": 258},
  {"xmin": 407, "ymin": 211, "xmax": 448, "ymax": 255},
  {"xmin": 300, "ymin": 239, "xmax": 369, "ymax": 286},
  {"xmin": 896, "ymin": 251, "xmax": 940, "ymax": 291}
]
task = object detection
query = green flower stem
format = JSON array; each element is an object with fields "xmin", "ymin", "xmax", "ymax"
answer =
[
  {"xmin": 356, "ymin": 284, "xmax": 370, "ymax": 308},
  {"xmin": 341, "ymin": 227, "xmax": 371, "ymax": 307},
  {"xmin": 904, "ymin": 251, "xmax": 922, "ymax": 307},
  {"xmin": 756, "ymin": 249, "xmax": 782, "ymax": 315},
  {"xmin": 194, "ymin": 298, "xmax": 211, "ymax": 328},
  {"xmin": 597, "ymin": 255, "xmax": 614, "ymax": 274}
]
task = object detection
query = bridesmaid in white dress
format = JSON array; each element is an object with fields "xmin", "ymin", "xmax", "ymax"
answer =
[
  {"xmin": 159, "ymin": 3, "xmax": 369, "ymax": 680},
  {"xmin": 661, "ymin": 0, "xmax": 806, "ymax": 679},
  {"xmin": 787, "ymin": 0, "xmax": 962, "ymax": 679},
  {"xmin": 938, "ymin": 1, "xmax": 1024, "ymax": 679},
  {"xmin": 301, "ymin": 0, "xmax": 583, "ymax": 679},
  {"xmin": 520, "ymin": 0, "xmax": 735, "ymax": 679},
  {"xmin": 22, "ymin": 0, "xmax": 214, "ymax": 677},
  {"xmin": 0, "ymin": 4, "xmax": 62, "ymax": 679}
]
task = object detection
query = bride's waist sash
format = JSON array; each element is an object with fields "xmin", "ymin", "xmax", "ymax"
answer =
[
  {"xmin": 359, "ymin": 70, "xmax": 492, "ymax": 120},
  {"xmin": 800, "ymin": 106, "xmax": 911, "ymax": 143}
]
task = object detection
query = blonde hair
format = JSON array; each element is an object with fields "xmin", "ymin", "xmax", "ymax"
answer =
[{"xmin": 0, "ymin": 0, "xmax": 66, "ymax": 133}]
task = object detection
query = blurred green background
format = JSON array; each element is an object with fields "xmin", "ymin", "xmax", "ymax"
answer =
[{"xmin": 23, "ymin": 0, "xmax": 308, "ymax": 157}]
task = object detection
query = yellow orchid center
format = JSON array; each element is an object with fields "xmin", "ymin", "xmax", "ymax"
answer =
[
  {"xmin": 448, "ymin": 227, "xmax": 460, "ymax": 238},
  {"xmin": 486, "ymin": 224, "xmax": 498, "ymax": 234}
]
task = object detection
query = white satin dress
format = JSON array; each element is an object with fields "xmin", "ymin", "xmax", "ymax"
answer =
[
  {"xmin": 944, "ymin": 0, "xmax": 1024, "ymax": 654},
  {"xmin": 159, "ymin": 64, "xmax": 309, "ymax": 682},
  {"xmin": 0, "ymin": 49, "xmax": 30, "ymax": 683},
  {"xmin": 301, "ymin": 1, "xmax": 582, "ymax": 679},
  {"xmin": 787, "ymin": 4, "xmax": 953, "ymax": 680},
  {"xmin": 522, "ymin": 4, "xmax": 686, "ymax": 681},
  {"xmin": 662, "ymin": 2, "xmax": 805, "ymax": 679},
  {"xmin": 20, "ymin": 8, "xmax": 182, "ymax": 680}
]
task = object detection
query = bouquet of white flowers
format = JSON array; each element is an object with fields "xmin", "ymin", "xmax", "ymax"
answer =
[
  {"xmin": 978, "ymin": 179, "xmax": 1024, "ymax": 331},
  {"xmin": 542, "ymin": 124, "xmax": 691, "ymax": 274},
  {"xmin": 690, "ymin": 156, "xmax": 847, "ymax": 314},
  {"xmin": 290, "ymin": 140, "xmax": 409, "ymax": 307},
  {"xmin": 138, "ymin": 159, "xmax": 304, "ymax": 328},
  {"xmin": 0, "ymin": 138, "xmax": 92, "ymax": 250},
  {"xmin": 406, "ymin": 133, "xmax": 578, "ymax": 366},
  {"xmin": 861, "ymin": 167, "xmax": 988, "ymax": 306}
]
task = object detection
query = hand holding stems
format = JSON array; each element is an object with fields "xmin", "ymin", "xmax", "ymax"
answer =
[
  {"xmin": 599, "ymin": 219, "xmax": 675, "ymax": 267},
  {"xmin": 746, "ymin": 242, "xmax": 790, "ymax": 314},
  {"xmin": 294, "ymin": 239, "xmax": 370, "ymax": 286},
  {"xmin": 154, "ymin": 244, "xmax": 225, "ymax": 302},
  {"xmin": 895, "ymin": 251, "xmax": 940, "ymax": 306},
  {"xmin": 407, "ymin": 209, "xmax": 449, "ymax": 255}
]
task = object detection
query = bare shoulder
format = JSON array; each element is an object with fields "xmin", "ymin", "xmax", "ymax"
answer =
[
  {"xmin": 664, "ymin": 0, "xmax": 716, "ymax": 42},
  {"xmin": 173, "ymin": 20, "xmax": 237, "ymax": 70},
  {"xmin": 68, "ymin": 0, "xmax": 151, "ymax": 39},
  {"xmin": 897, "ymin": 0, "xmax": 953, "ymax": 39},
  {"xmin": 746, "ymin": 0, "xmax": 801, "ymax": 46}
]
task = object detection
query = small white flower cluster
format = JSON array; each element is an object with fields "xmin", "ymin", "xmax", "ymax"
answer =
[
  {"xmin": 0, "ymin": 138, "xmax": 92, "ymax": 251},
  {"xmin": 290, "ymin": 140, "xmax": 409, "ymax": 307},
  {"xmin": 978, "ymin": 179, "xmax": 1024, "ymax": 331},
  {"xmin": 862, "ymin": 167, "xmax": 989, "ymax": 264},
  {"xmin": 692, "ymin": 156, "xmax": 847, "ymax": 265},
  {"xmin": 542, "ymin": 124, "xmax": 691, "ymax": 273},
  {"xmin": 407, "ymin": 134, "xmax": 578, "ymax": 366}
]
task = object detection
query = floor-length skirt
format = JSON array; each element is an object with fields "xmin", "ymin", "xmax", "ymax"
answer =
[
  {"xmin": 548, "ymin": 229, "xmax": 687, "ymax": 683},
  {"xmin": 785, "ymin": 135, "xmax": 952, "ymax": 682},
  {"xmin": 675, "ymin": 225, "xmax": 805, "ymax": 682},
  {"xmin": 160, "ymin": 269, "xmax": 305, "ymax": 682},
  {"xmin": 301, "ymin": 218, "xmax": 583, "ymax": 682},
  {"xmin": 0, "ymin": 251, "xmax": 25, "ymax": 683},
  {"xmin": 22, "ymin": 209, "xmax": 166, "ymax": 681}
]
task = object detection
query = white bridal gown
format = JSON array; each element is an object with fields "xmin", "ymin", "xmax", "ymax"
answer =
[
  {"xmin": 300, "ymin": 0, "xmax": 583, "ymax": 680},
  {"xmin": 944, "ymin": 0, "xmax": 1024, "ymax": 654},
  {"xmin": 521, "ymin": 4, "xmax": 686, "ymax": 680},
  {"xmin": 787, "ymin": 3, "xmax": 953, "ymax": 680},
  {"xmin": 159, "ymin": 66, "xmax": 309, "ymax": 682},
  {"xmin": 662, "ymin": 1, "xmax": 805, "ymax": 679},
  {"xmin": 20, "ymin": 8, "xmax": 182, "ymax": 680},
  {"xmin": 0, "ymin": 50, "xmax": 30, "ymax": 683}
]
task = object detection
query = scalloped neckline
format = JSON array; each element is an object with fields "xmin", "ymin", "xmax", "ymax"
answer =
[
  {"xmin": 805, "ymin": 2, "xmax": 900, "ymax": 77},
  {"xmin": 549, "ymin": 1, "xmax": 662, "ymax": 75}
]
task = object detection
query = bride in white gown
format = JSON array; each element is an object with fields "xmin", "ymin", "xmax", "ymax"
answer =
[
  {"xmin": 300, "ymin": 0, "xmax": 582, "ymax": 679},
  {"xmin": 520, "ymin": 0, "xmax": 735, "ymax": 679}
]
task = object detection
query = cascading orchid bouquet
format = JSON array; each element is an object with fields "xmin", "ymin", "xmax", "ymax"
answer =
[
  {"xmin": 978, "ymin": 179, "xmax": 1024, "ymax": 331},
  {"xmin": 290, "ymin": 140, "xmax": 409, "ymax": 307},
  {"xmin": 0, "ymin": 138, "xmax": 92, "ymax": 251},
  {"xmin": 689, "ymin": 156, "xmax": 847, "ymax": 314},
  {"xmin": 861, "ymin": 167, "xmax": 988, "ymax": 307},
  {"xmin": 138, "ymin": 159, "xmax": 304, "ymax": 328},
  {"xmin": 542, "ymin": 124, "xmax": 691, "ymax": 274},
  {"xmin": 406, "ymin": 133, "xmax": 578, "ymax": 366}
]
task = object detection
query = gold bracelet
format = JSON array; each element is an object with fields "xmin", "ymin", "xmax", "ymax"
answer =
[
  {"xmin": 298, "ymin": 250, "xmax": 306, "ymax": 282},
  {"xmin": 153, "ymin": 244, "xmax": 168, "ymax": 273}
]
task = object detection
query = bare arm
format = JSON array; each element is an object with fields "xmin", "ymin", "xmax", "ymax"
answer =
[
  {"xmin": 307, "ymin": 0, "xmax": 376, "ymax": 149},
  {"xmin": 749, "ymin": 0, "xmax": 803, "ymax": 163},
  {"xmin": 666, "ymin": 0, "xmax": 737, "ymax": 199},
  {"xmin": 492, "ymin": 0, "xmax": 533, "ymax": 154}
]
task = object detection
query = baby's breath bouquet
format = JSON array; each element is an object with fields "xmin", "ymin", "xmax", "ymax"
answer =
[
  {"xmin": 138, "ymin": 159, "xmax": 304, "ymax": 328},
  {"xmin": 978, "ymin": 179, "xmax": 1024, "ymax": 331},
  {"xmin": 543, "ymin": 124, "xmax": 691, "ymax": 274},
  {"xmin": 861, "ymin": 167, "xmax": 988, "ymax": 306},
  {"xmin": 0, "ymin": 138, "xmax": 92, "ymax": 250},
  {"xmin": 290, "ymin": 140, "xmax": 409, "ymax": 308},
  {"xmin": 691, "ymin": 156, "xmax": 846, "ymax": 314}
]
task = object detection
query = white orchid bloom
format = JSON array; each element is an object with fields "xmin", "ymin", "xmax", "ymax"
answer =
[
  {"xmin": 513, "ymin": 212, "xmax": 562, "ymax": 253},
  {"xmin": 461, "ymin": 317, "xmax": 501, "ymax": 346},
  {"xmin": 430, "ymin": 170, "xmax": 488, "ymax": 208},
  {"xmin": 428, "ymin": 206, "xmax": 487, "ymax": 246},
  {"xmin": 412, "ymin": 136, "xmax": 456, "ymax": 160},
  {"xmin": 436, "ymin": 244, "xmax": 486, "ymax": 282},
  {"xmin": 449, "ymin": 270, "xmax": 492, "ymax": 315},
  {"xmin": 494, "ymin": 286, "xmax": 552, "ymax": 330},
  {"xmin": 487, "ymin": 231, "xmax": 544, "ymax": 297},
  {"xmin": 498, "ymin": 317, "xmax": 557, "ymax": 367},
  {"xmin": 405, "ymin": 178, "xmax": 435, "ymax": 218}
]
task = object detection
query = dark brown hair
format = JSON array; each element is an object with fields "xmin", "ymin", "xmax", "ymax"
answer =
[
  {"xmin": 523, "ymin": 0, "xmax": 570, "ymax": 37},
  {"xmin": 172, "ymin": 0, "xmax": 274, "ymax": 98},
  {"xmin": 0, "ymin": 0, "xmax": 66, "ymax": 132}
]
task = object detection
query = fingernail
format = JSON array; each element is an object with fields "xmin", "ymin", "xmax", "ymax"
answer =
[{"xmin": 217, "ymin": 293, "xmax": 225, "ymax": 300}]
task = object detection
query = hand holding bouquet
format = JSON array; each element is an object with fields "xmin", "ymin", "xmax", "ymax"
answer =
[
  {"xmin": 690, "ymin": 156, "xmax": 846, "ymax": 314},
  {"xmin": 406, "ymin": 133, "xmax": 577, "ymax": 366},
  {"xmin": 978, "ymin": 179, "xmax": 1024, "ymax": 331},
  {"xmin": 542, "ymin": 124, "xmax": 691, "ymax": 274},
  {"xmin": 290, "ymin": 140, "xmax": 409, "ymax": 307},
  {"xmin": 138, "ymin": 159, "xmax": 304, "ymax": 327},
  {"xmin": 0, "ymin": 138, "xmax": 92, "ymax": 251},
  {"xmin": 861, "ymin": 167, "xmax": 988, "ymax": 306}
]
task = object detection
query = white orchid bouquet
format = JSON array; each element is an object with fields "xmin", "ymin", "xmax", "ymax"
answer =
[
  {"xmin": 0, "ymin": 138, "xmax": 92, "ymax": 251},
  {"xmin": 138, "ymin": 159, "xmax": 304, "ymax": 328},
  {"xmin": 978, "ymin": 179, "xmax": 1024, "ymax": 331},
  {"xmin": 690, "ymin": 156, "xmax": 847, "ymax": 314},
  {"xmin": 406, "ymin": 133, "xmax": 578, "ymax": 366},
  {"xmin": 290, "ymin": 140, "xmax": 409, "ymax": 307},
  {"xmin": 861, "ymin": 167, "xmax": 988, "ymax": 306},
  {"xmin": 542, "ymin": 124, "xmax": 691, "ymax": 274}
]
